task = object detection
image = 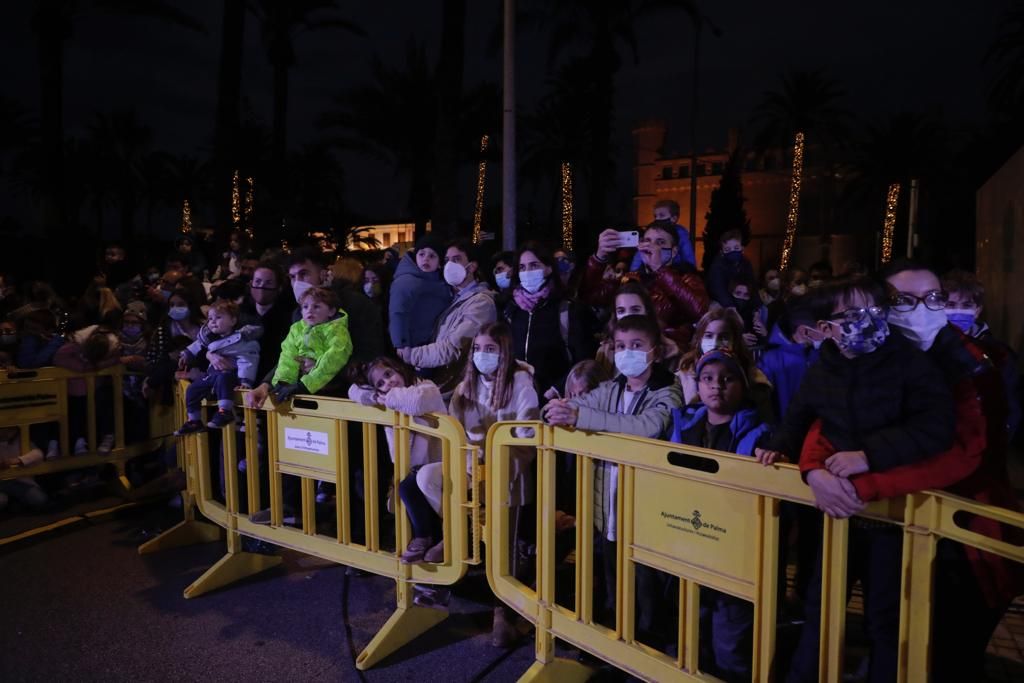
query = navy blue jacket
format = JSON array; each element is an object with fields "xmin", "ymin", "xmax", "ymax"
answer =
[
  {"xmin": 757, "ymin": 324, "xmax": 820, "ymax": 421},
  {"xmin": 670, "ymin": 403, "xmax": 771, "ymax": 456},
  {"xmin": 387, "ymin": 254, "xmax": 452, "ymax": 349}
]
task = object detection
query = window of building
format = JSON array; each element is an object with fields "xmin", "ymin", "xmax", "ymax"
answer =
[
  {"xmin": 712, "ymin": 161, "xmax": 724, "ymax": 175},
  {"xmin": 678, "ymin": 165, "xmax": 690, "ymax": 178},
  {"xmin": 661, "ymin": 166, "xmax": 673, "ymax": 180},
  {"xmin": 383, "ymin": 232, "xmax": 391, "ymax": 246}
]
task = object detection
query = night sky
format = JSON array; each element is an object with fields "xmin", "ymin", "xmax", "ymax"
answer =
[{"xmin": 0, "ymin": 0, "xmax": 1013, "ymax": 236}]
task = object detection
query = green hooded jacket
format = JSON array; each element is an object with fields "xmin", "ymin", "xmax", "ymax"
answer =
[{"xmin": 272, "ymin": 311, "xmax": 352, "ymax": 394}]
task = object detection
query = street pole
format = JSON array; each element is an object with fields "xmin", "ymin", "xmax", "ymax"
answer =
[
  {"xmin": 688, "ymin": 22, "xmax": 701, "ymax": 262},
  {"xmin": 906, "ymin": 178, "xmax": 919, "ymax": 258},
  {"xmin": 502, "ymin": 0, "xmax": 516, "ymax": 251}
]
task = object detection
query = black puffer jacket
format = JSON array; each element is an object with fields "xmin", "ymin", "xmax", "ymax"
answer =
[{"xmin": 768, "ymin": 331, "xmax": 954, "ymax": 471}]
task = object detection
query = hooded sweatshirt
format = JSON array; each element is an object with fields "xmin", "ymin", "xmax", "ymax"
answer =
[{"xmin": 387, "ymin": 254, "xmax": 452, "ymax": 349}]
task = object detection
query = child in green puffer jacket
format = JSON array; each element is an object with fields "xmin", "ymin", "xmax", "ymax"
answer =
[{"xmin": 271, "ymin": 287, "xmax": 353, "ymax": 401}]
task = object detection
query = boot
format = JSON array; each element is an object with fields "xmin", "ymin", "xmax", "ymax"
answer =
[{"xmin": 491, "ymin": 606, "xmax": 517, "ymax": 648}]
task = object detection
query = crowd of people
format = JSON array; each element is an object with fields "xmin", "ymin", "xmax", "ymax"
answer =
[{"xmin": 0, "ymin": 200, "xmax": 1021, "ymax": 680}]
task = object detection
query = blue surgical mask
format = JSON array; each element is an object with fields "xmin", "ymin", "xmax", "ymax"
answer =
[
  {"xmin": 122, "ymin": 325, "xmax": 142, "ymax": 338},
  {"xmin": 495, "ymin": 272, "xmax": 511, "ymax": 290},
  {"xmin": 945, "ymin": 309, "xmax": 976, "ymax": 334},
  {"xmin": 557, "ymin": 259, "xmax": 573, "ymax": 274},
  {"xmin": 661, "ymin": 248, "xmax": 674, "ymax": 264},
  {"xmin": 614, "ymin": 349, "xmax": 652, "ymax": 378},
  {"xmin": 829, "ymin": 311, "xmax": 889, "ymax": 356},
  {"xmin": 473, "ymin": 351, "xmax": 501, "ymax": 376},
  {"xmin": 519, "ymin": 269, "xmax": 547, "ymax": 294},
  {"xmin": 724, "ymin": 251, "xmax": 743, "ymax": 263},
  {"xmin": 168, "ymin": 306, "xmax": 190, "ymax": 321}
]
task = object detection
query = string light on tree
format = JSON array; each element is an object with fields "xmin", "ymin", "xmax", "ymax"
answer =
[
  {"xmin": 561, "ymin": 161, "xmax": 574, "ymax": 250},
  {"xmin": 472, "ymin": 135, "xmax": 489, "ymax": 243},
  {"xmin": 244, "ymin": 176, "xmax": 255, "ymax": 241},
  {"xmin": 180, "ymin": 199, "xmax": 192, "ymax": 234},
  {"xmin": 231, "ymin": 170, "xmax": 242, "ymax": 230},
  {"xmin": 881, "ymin": 182, "xmax": 901, "ymax": 264},
  {"xmin": 779, "ymin": 131, "xmax": 805, "ymax": 271}
]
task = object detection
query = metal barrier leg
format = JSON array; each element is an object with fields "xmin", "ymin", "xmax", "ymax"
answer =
[
  {"xmin": 183, "ymin": 529, "xmax": 282, "ymax": 599},
  {"xmin": 517, "ymin": 658, "xmax": 592, "ymax": 683},
  {"xmin": 138, "ymin": 491, "xmax": 223, "ymax": 554},
  {"xmin": 354, "ymin": 579, "xmax": 449, "ymax": 670}
]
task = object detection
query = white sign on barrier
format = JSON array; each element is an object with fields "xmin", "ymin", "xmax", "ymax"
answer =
[{"xmin": 284, "ymin": 428, "xmax": 330, "ymax": 455}]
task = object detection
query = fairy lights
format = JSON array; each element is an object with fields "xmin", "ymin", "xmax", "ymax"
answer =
[
  {"xmin": 472, "ymin": 135, "xmax": 489, "ymax": 243},
  {"xmin": 180, "ymin": 199, "xmax": 192, "ymax": 234},
  {"xmin": 244, "ymin": 176, "xmax": 255, "ymax": 241},
  {"xmin": 561, "ymin": 161, "xmax": 574, "ymax": 250},
  {"xmin": 881, "ymin": 182, "xmax": 900, "ymax": 264},
  {"xmin": 231, "ymin": 170, "xmax": 241, "ymax": 230},
  {"xmin": 779, "ymin": 132, "xmax": 805, "ymax": 271}
]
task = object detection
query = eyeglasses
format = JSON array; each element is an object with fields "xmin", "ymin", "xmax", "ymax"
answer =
[
  {"xmin": 827, "ymin": 305, "xmax": 886, "ymax": 324},
  {"xmin": 889, "ymin": 290, "xmax": 948, "ymax": 312}
]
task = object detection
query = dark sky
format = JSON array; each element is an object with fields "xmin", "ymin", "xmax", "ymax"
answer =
[{"xmin": 0, "ymin": 0, "xmax": 1012, "ymax": 236}]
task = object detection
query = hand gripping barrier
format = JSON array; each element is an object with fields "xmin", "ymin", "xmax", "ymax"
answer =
[
  {"xmin": 0, "ymin": 367, "xmax": 176, "ymax": 491},
  {"xmin": 141, "ymin": 381, "xmax": 483, "ymax": 671},
  {"xmin": 485, "ymin": 421, "xmax": 1024, "ymax": 683}
]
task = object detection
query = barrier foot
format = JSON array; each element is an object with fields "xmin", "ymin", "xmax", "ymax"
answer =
[
  {"xmin": 183, "ymin": 550, "xmax": 282, "ymax": 599},
  {"xmin": 138, "ymin": 519, "xmax": 223, "ymax": 555},
  {"xmin": 517, "ymin": 658, "xmax": 593, "ymax": 683},
  {"xmin": 355, "ymin": 602, "xmax": 449, "ymax": 670}
]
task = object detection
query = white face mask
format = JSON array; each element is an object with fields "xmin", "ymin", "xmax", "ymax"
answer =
[
  {"xmin": 887, "ymin": 305, "xmax": 948, "ymax": 351},
  {"xmin": 700, "ymin": 336, "xmax": 730, "ymax": 355},
  {"xmin": 292, "ymin": 280, "xmax": 314, "ymax": 303},
  {"xmin": 495, "ymin": 272, "xmax": 511, "ymax": 290},
  {"xmin": 444, "ymin": 261, "xmax": 468, "ymax": 287},
  {"xmin": 790, "ymin": 284, "xmax": 808, "ymax": 297},
  {"xmin": 363, "ymin": 282, "xmax": 376, "ymax": 298},
  {"xmin": 614, "ymin": 349, "xmax": 651, "ymax": 378},
  {"xmin": 519, "ymin": 269, "xmax": 546, "ymax": 294},
  {"xmin": 473, "ymin": 351, "xmax": 501, "ymax": 376}
]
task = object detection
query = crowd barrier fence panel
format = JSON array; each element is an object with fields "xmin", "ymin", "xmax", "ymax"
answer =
[
  {"xmin": 485, "ymin": 421, "xmax": 1024, "ymax": 683},
  {"xmin": 0, "ymin": 367, "xmax": 177, "ymax": 491},
  {"xmin": 141, "ymin": 381, "xmax": 482, "ymax": 671}
]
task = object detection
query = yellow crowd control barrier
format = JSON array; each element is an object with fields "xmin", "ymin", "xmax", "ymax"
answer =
[
  {"xmin": 485, "ymin": 422, "xmax": 1024, "ymax": 683},
  {"xmin": 0, "ymin": 367, "xmax": 176, "ymax": 491},
  {"xmin": 141, "ymin": 381, "xmax": 483, "ymax": 670}
]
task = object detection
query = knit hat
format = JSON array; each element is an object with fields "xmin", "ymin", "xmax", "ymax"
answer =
[
  {"xmin": 124, "ymin": 300, "xmax": 148, "ymax": 322},
  {"xmin": 695, "ymin": 348, "xmax": 749, "ymax": 387},
  {"xmin": 413, "ymin": 233, "xmax": 444, "ymax": 258}
]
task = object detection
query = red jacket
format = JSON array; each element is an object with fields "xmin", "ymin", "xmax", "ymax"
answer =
[
  {"xmin": 582, "ymin": 255, "xmax": 709, "ymax": 348},
  {"xmin": 799, "ymin": 330, "xmax": 1023, "ymax": 607}
]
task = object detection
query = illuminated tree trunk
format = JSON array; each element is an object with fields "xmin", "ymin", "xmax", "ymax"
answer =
[{"xmin": 780, "ymin": 131, "xmax": 805, "ymax": 271}]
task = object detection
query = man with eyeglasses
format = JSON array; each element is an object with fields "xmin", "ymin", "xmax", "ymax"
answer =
[{"xmin": 879, "ymin": 260, "xmax": 1023, "ymax": 682}]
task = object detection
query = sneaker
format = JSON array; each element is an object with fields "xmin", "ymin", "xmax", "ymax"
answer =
[
  {"xmin": 400, "ymin": 536, "xmax": 434, "ymax": 564},
  {"xmin": 174, "ymin": 420, "xmax": 205, "ymax": 437},
  {"xmin": 97, "ymin": 434, "xmax": 114, "ymax": 455},
  {"xmin": 413, "ymin": 584, "xmax": 452, "ymax": 609},
  {"xmin": 250, "ymin": 506, "xmax": 297, "ymax": 526},
  {"xmin": 74, "ymin": 437, "xmax": 88, "ymax": 455},
  {"xmin": 45, "ymin": 440, "xmax": 60, "ymax": 461},
  {"xmin": 423, "ymin": 539, "xmax": 445, "ymax": 564},
  {"xmin": 206, "ymin": 409, "xmax": 235, "ymax": 430}
]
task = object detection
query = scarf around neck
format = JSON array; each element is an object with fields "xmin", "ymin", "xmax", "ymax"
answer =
[{"xmin": 512, "ymin": 284, "xmax": 551, "ymax": 313}]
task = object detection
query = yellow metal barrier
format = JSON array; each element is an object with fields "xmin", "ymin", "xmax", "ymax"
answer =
[
  {"xmin": 485, "ymin": 422, "xmax": 1024, "ymax": 683},
  {"xmin": 142, "ymin": 381, "xmax": 482, "ymax": 670},
  {"xmin": 0, "ymin": 367, "xmax": 176, "ymax": 491}
]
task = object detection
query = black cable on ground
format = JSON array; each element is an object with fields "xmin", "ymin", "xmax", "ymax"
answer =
[{"xmin": 339, "ymin": 571, "xmax": 371, "ymax": 683}]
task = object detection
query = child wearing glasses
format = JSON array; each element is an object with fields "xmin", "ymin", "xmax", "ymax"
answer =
[{"xmin": 755, "ymin": 276, "xmax": 955, "ymax": 683}]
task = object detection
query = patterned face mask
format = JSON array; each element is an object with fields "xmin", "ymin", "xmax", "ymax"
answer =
[{"xmin": 828, "ymin": 308, "xmax": 889, "ymax": 356}]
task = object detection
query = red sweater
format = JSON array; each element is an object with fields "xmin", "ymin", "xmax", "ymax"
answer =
[{"xmin": 799, "ymin": 348, "xmax": 1023, "ymax": 607}]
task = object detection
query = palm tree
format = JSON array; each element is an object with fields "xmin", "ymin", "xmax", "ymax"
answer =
[
  {"xmin": 247, "ymin": 0, "xmax": 364, "ymax": 219},
  {"xmin": 752, "ymin": 70, "xmax": 853, "ymax": 236},
  {"xmin": 30, "ymin": 0, "xmax": 203, "ymax": 238},
  {"xmin": 85, "ymin": 109, "xmax": 153, "ymax": 240},
  {"xmin": 319, "ymin": 42, "xmax": 437, "ymax": 237},
  {"xmin": 985, "ymin": 1, "xmax": 1024, "ymax": 119}
]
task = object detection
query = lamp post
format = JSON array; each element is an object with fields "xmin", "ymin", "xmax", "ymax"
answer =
[
  {"xmin": 502, "ymin": 0, "xmax": 516, "ymax": 251},
  {"xmin": 688, "ymin": 13, "xmax": 722, "ymax": 261}
]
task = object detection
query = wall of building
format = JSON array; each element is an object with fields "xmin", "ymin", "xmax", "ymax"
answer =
[{"xmin": 976, "ymin": 146, "xmax": 1024, "ymax": 353}]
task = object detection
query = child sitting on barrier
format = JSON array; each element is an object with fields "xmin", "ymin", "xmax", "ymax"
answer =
[
  {"xmin": 270, "ymin": 286, "xmax": 353, "ymax": 402},
  {"xmin": 347, "ymin": 356, "xmax": 446, "ymax": 563},
  {"xmin": 416, "ymin": 321, "xmax": 539, "ymax": 647},
  {"xmin": 753, "ymin": 277, "xmax": 955, "ymax": 683},
  {"xmin": 667, "ymin": 348, "xmax": 773, "ymax": 677},
  {"xmin": 543, "ymin": 315, "xmax": 682, "ymax": 626},
  {"xmin": 174, "ymin": 300, "xmax": 262, "ymax": 434}
]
